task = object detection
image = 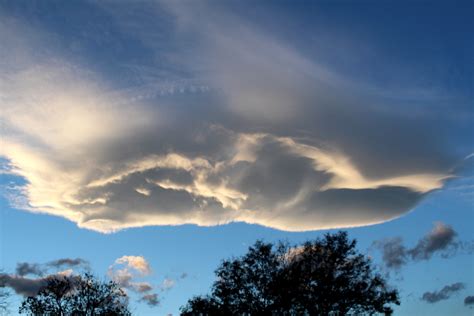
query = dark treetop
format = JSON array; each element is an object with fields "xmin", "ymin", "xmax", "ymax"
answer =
[{"xmin": 181, "ymin": 232, "xmax": 399, "ymax": 316}]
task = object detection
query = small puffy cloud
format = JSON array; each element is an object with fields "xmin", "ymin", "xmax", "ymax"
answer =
[
  {"xmin": 374, "ymin": 222, "xmax": 469, "ymax": 269},
  {"xmin": 114, "ymin": 256, "xmax": 151, "ymax": 276},
  {"xmin": 160, "ymin": 278, "xmax": 176, "ymax": 291},
  {"xmin": 141, "ymin": 293, "xmax": 160, "ymax": 306},
  {"xmin": 108, "ymin": 255, "xmax": 158, "ymax": 307},
  {"xmin": 421, "ymin": 283, "xmax": 465, "ymax": 304},
  {"xmin": 133, "ymin": 282, "xmax": 153, "ymax": 293},
  {"xmin": 16, "ymin": 263, "xmax": 44, "ymax": 277},
  {"xmin": 108, "ymin": 268, "xmax": 133, "ymax": 288},
  {"xmin": 464, "ymin": 296, "xmax": 474, "ymax": 306},
  {"xmin": 372, "ymin": 237, "xmax": 407, "ymax": 270},
  {"xmin": 408, "ymin": 222, "xmax": 458, "ymax": 260}
]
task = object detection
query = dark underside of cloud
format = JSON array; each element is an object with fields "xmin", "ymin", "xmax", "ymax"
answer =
[{"xmin": 0, "ymin": 0, "xmax": 471, "ymax": 233}]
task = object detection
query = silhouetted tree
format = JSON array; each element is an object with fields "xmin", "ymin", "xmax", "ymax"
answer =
[
  {"xmin": 19, "ymin": 273, "xmax": 130, "ymax": 315},
  {"xmin": 0, "ymin": 287, "xmax": 9, "ymax": 315},
  {"xmin": 181, "ymin": 232, "xmax": 399, "ymax": 315},
  {"xmin": 0, "ymin": 269, "xmax": 10, "ymax": 315}
]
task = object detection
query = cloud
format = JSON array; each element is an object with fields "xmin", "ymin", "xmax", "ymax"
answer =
[
  {"xmin": 374, "ymin": 222, "xmax": 469, "ymax": 269},
  {"xmin": 16, "ymin": 263, "xmax": 45, "ymax": 277},
  {"xmin": 160, "ymin": 278, "xmax": 176, "ymax": 291},
  {"xmin": 114, "ymin": 256, "xmax": 151, "ymax": 276},
  {"xmin": 421, "ymin": 283, "xmax": 465, "ymax": 303},
  {"xmin": 16, "ymin": 258, "xmax": 89, "ymax": 277},
  {"xmin": 1, "ymin": 1, "xmax": 470, "ymax": 233},
  {"xmin": 0, "ymin": 274, "xmax": 47, "ymax": 297},
  {"xmin": 15, "ymin": 258, "xmax": 89, "ymax": 277},
  {"xmin": 372, "ymin": 237, "xmax": 407, "ymax": 270},
  {"xmin": 408, "ymin": 222, "xmax": 458, "ymax": 260},
  {"xmin": 47, "ymin": 258, "xmax": 89, "ymax": 269},
  {"xmin": 4, "ymin": 256, "xmax": 161, "ymax": 307},
  {"xmin": 0, "ymin": 273, "xmax": 76, "ymax": 297},
  {"xmin": 140, "ymin": 293, "xmax": 159, "ymax": 306},
  {"xmin": 108, "ymin": 255, "xmax": 159, "ymax": 307},
  {"xmin": 133, "ymin": 282, "xmax": 153, "ymax": 293},
  {"xmin": 465, "ymin": 296, "xmax": 474, "ymax": 306}
]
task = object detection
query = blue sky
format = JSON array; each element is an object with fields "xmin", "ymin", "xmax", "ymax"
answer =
[{"xmin": 1, "ymin": 0, "xmax": 473, "ymax": 315}]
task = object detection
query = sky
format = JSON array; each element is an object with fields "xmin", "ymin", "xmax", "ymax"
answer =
[{"xmin": 0, "ymin": 0, "xmax": 473, "ymax": 315}]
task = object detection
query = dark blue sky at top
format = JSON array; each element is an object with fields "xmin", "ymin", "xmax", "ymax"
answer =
[{"xmin": 3, "ymin": 0, "xmax": 471, "ymax": 152}]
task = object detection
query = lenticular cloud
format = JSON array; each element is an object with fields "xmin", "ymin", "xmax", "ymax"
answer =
[{"xmin": 0, "ymin": 1, "xmax": 463, "ymax": 233}]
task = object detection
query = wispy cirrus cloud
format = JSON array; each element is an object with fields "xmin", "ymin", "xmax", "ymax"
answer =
[{"xmin": 0, "ymin": 1, "xmax": 470, "ymax": 233}]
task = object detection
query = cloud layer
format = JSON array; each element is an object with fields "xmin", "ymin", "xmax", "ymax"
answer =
[{"xmin": 0, "ymin": 1, "xmax": 469, "ymax": 232}]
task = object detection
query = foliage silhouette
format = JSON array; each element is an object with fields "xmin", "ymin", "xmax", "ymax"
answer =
[
  {"xmin": 19, "ymin": 273, "xmax": 130, "ymax": 315},
  {"xmin": 181, "ymin": 232, "xmax": 399, "ymax": 315},
  {"xmin": 0, "ymin": 287, "xmax": 9, "ymax": 315}
]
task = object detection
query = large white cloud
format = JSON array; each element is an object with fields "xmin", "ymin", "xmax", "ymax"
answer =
[{"xmin": 0, "ymin": 1, "xmax": 465, "ymax": 233}]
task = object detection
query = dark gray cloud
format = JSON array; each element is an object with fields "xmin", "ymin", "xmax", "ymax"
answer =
[
  {"xmin": 3, "ymin": 258, "xmax": 89, "ymax": 296},
  {"xmin": 16, "ymin": 263, "xmax": 45, "ymax": 277},
  {"xmin": 372, "ymin": 237, "xmax": 407, "ymax": 270},
  {"xmin": 465, "ymin": 296, "xmax": 474, "ymax": 306},
  {"xmin": 135, "ymin": 283, "xmax": 153, "ymax": 293},
  {"xmin": 421, "ymin": 283, "xmax": 465, "ymax": 303},
  {"xmin": 408, "ymin": 223, "xmax": 458, "ymax": 260},
  {"xmin": 0, "ymin": 273, "xmax": 74, "ymax": 297},
  {"xmin": 47, "ymin": 258, "xmax": 89, "ymax": 269},
  {"xmin": 140, "ymin": 293, "xmax": 159, "ymax": 306},
  {"xmin": 0, "ymin": 274, "xmax": 46, "ymax": 297},
  {"xmin": 374, "ymin": 222, "xmax": 470, "ymax": 269},
  {"xmin": 15, "ymin": 258, "xmax": 89, "ymax": 277}
]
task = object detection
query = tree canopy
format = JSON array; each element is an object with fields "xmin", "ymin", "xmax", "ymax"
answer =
[
  {"xmin": 181, "ymin": 232, "xmax": 399, "ymax": 315},
  {"xmin": 19, "ymin": 273, "xmax": 130, "ymax": 316},
  {"xmin": 0, "ymin": 287, "xmax": 9, "ymax": 315}
]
